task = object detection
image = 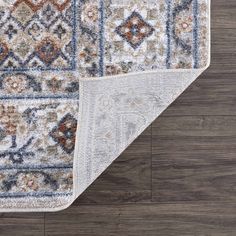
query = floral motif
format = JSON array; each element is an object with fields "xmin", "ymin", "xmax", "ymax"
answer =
[
  {"xmin": 175, "ymin": 15, "xmax": 193, "ymax": 34},
  {"xmin": 46, "ymin": 77, "xmax": 63, "ymax": 93},
  {"xmin": 17, "ymin": 172, "xmax": 45, "ymax": 192},
  {"xmin": 3, "ymin": 74, "xmax": 28, "ymax": 93},
  {"xmin": 81, "ymin": 4, "xmax": 99, "ymax": 26},
  {"xmin": 105, "ymin": 65, "xmax": 123, "ymax": 76}
]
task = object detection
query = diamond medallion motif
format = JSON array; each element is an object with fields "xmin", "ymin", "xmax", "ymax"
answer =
[
  {"xmin": 115, "ymin": 11, "xmax": 155, "ymax": 50},
  {"xmin": 11, "ymin": 2, "xmax": 34, "ymax": 26},
  {"xmin": 35, "ymin": 38, "xmax": 60, "ymax": 66},
  {"xmin": 50, "ymin": 113, "xmax": 77, "ymax": 154}
]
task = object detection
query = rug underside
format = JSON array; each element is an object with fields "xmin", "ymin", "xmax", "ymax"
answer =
[{"xmin": 0, "ymin": 0, "xmax": 210, "ymax": 211}]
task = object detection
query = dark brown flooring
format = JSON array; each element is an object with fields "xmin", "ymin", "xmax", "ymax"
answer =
[{"xmin": 0, "ymin": 1, "xmax": 235, "ymax": 235}]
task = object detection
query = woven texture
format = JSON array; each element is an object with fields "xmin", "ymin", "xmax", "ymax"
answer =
[{"xmin": 0, "ymin": 0, "xmax": 210, "ymax": 211}]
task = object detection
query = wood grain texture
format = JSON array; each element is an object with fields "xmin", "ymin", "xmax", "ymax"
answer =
[
  {"xmin": 1, "ymin": 1, "xmax": 236, "ymax": 235},
  {"xmin": 152, "ymin": 116, "xmax": 236, "ymax": 202},
  {"xmin": 45, "ymin": 203, "xmax": 236, "ymax": 236},
  {"xmin": 0, "ymin": 213, "xmax": 44, "ymax": 236}
]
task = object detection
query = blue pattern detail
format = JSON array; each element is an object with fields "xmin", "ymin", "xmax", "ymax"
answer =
[
  {"xmin": 166, "ymin": 0, "xmax": 199, "ymax": 67},
  {"xmin": 99, "ymin": 0, "xmax": 105, "ymax": 76},
  {"xmin": 0, "ymin": 192, "xmax": 72, "ymax": 199},
  {"xmin": 0, "ymin": 137, "xmax": 34, "ymax": 164},
  {"xmin": 193, "ymin": 0, "xmax": 199, "ymax": 68},
  {"xmin": 172, "ymin": 0, "xmax": 193, "ymax": 54},
  {"xmin": 166, "ymin": 0, "xmax": 172, "ymax": 68}
]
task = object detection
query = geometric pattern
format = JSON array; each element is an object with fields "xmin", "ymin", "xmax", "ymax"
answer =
[
  {"xmin": 50, "ymin": 113, "xmax": 77, "ymax": 154},
  {"xmin": 101, "ymin": 0, "xmax": 167, "ymax": 76},
  {"xmin": 0, "ymin": 0, "xmax": 209, "ymax": 210},
  {"xmin": 0, "ymin": 99, "xmax": 79, "ymax": 199},
  {"xmin": 97, "ymin": 0, "xmax": 208, "ymax": 76},
  {"xmin": 115, "ymin": 11, "xmax": 155, "ymax": 50},
  {"xmin": 0, "ymin": 0, "xmax": 76, "ymax": 71}
]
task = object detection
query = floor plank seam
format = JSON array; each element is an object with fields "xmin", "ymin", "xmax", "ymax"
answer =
[{"xmin": 151, "ymin": 123, "xmax": 153, "ymax": 202}]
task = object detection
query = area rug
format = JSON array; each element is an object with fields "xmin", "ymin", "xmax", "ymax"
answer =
[{"xmin": 0, "ymin": 0, "xmax": 210, "ymax": 211}]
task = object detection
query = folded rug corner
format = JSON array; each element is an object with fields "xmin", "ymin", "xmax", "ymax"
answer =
[{"xmin": 0, "ymin": 0, "xmax": 210, "ymax": 212}]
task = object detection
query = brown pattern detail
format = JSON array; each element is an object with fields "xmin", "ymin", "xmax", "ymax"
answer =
[
  {"xmin": 0, "ymin": 41, "xmax": 9, "ymax": 63},
  {"xmin": 50, "ymin": 113, "xmax": 77, "ymax": 154},
  {"xmin": 0, "ymin": 105, "xmax": 20, "ymax": 136},
  {"xmin": 12, "ymin": 0, "xmax": 71, "ymax": 12},
  {"xmin": 35, "ymin": 38, "xmax": 60, "ymax": 66}
]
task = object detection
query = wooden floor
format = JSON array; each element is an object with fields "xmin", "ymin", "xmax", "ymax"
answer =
[{"xmin": 1, "ymin": 1, "xmax": 236, "ymax": 235}]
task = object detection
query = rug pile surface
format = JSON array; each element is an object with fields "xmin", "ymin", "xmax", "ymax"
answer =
[{"xmin": 0, "ymin": 0, "xmax": 210, "ymax": 211}]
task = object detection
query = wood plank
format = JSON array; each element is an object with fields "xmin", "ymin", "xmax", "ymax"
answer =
[
  {"xmin": 45, "ymin": 203, "xmax": 236, "ymax": 236},
  {"xmin": 0, "ymin": 213, "xmax": 44, "ymax": 236},
  {"xmin": 212, "ymin": 0, "xmax": 236, "ymax": 29},
  {"xmin": 211, "ymin": 28, "xmax": 236, "ymax": 54},
  {"xmin": 209, "ymin": 54, "xmax": 236, "ymax": 74},
  {"xmin": 152, "ymin": 116, "xmax": 236, "ymax": 136},
  {"xmin": 152, "ymin": 116, "xmax": 236, "ymax": 202},
  {"xmin": 162, "ymin": 75, "xmax": 236, "ymax": 116}
]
